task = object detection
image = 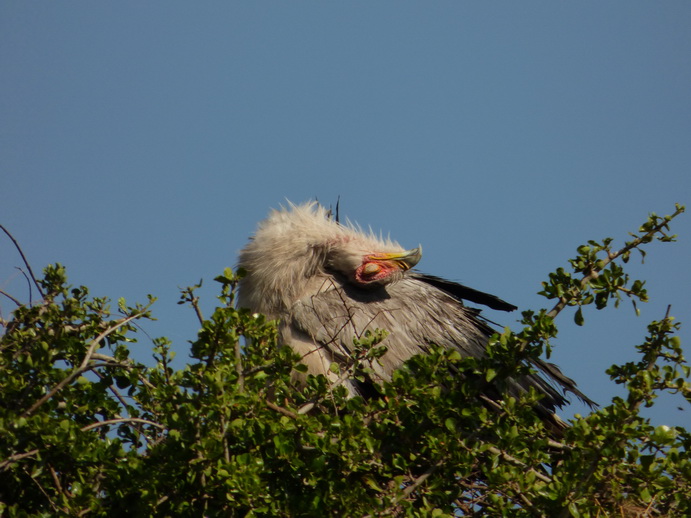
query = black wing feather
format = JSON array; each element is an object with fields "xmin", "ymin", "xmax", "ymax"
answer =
[
  {"xmin": 412, "ymin": 273, "xmax": 518, "ymax": 312},
  {"xmin": 411, "ymin": 273, "xmax": 597, "ymax": 408}
]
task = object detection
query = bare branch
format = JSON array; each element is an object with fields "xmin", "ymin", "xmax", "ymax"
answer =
[
  {"xmin": 0, "ymin": 224, "xmax": 45, "ymax": 299},
  {"xmin": 0, "ymin": 287, "xmax": 22, "ymax": 307},
  {"xmin": 15, "ymin": 267, "xmax": 34, "ymax": 305},
  {"xmin": 191, "ymin": 297, "xmax": 204, "ymax": 325}
]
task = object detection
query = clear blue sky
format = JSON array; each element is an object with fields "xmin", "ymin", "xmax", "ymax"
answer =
[{"xmin": 2, "ymin": 2, "xmax": 690, "ymax": 428}]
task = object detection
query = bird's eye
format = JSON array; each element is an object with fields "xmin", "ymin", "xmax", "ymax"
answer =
[{"xmin": 362, "ymin": 262, "xmax": 382, "ymax": 276}]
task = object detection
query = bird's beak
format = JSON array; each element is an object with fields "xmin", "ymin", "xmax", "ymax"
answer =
[{"xmin": 375, "ymin": 246, "xmax": 422, "ymax": 271}]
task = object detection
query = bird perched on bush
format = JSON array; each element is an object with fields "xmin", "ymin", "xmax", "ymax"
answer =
[{"xmin": 237, "ymin": 201, "xmax": 593, "ymax": 417}]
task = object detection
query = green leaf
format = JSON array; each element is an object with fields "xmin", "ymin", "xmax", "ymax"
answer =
[
  {"xmin": 574, "ymin": 307, "xmax": 584, "ymax": 326},
  {"xmin": 639, "ymin": 486, "xmax": 652, "ymax": 503},
  {"xmin": 485, "ymin": 368, "xmax": 497, "ymax": 382}
]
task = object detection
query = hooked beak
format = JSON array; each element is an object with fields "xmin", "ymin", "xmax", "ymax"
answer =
[{"xmin": 373, "ymin": 246, "xmax": 422, "ymax": 271}]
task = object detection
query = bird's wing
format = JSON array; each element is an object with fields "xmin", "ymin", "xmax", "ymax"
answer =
[
  {"xmin": 411, "ymin": 273, "xmax": 596, "ymax": 407},
  {"xmin": 531, "ymin": 357, "xmax": 597, "ymax": 407},
  {"xmin": 289, "ymin": 276, "xmax": 490, "ymax": 383},
  {"xmin": 289, "ymin": 275, "xmax": 592, "ymax": 411},
  {"xmin": 410, "ymin": 273, "xmax": 518, "ymax": 312}
]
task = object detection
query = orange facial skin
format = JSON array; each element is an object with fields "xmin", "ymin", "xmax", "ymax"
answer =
[{"xmin": 353, "ymin": 248, "xmax": 422, "ymax": 285}]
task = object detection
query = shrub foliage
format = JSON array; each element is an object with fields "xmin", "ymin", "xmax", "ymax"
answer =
[{"xmin": 0, "ymin": 206, "xmax": 689, "ymax": 516}]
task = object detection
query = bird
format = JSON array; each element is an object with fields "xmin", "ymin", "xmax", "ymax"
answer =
[{"xmin": 237, "ymin": 201, "xmax": 594, "ymax": 418}]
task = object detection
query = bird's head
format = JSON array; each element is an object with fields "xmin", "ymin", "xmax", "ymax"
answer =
[
  {"xmin": 328, "ymin": 244, "xmax": 422, "ymax": 286},
  {"xmin": 237, "ymin": 201, "xmax": 422, "ymax": 317}
]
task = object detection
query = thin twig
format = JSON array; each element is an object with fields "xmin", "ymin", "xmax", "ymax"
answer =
[
  {"xmin": 22, "ymin": 308, "xmax": 150, "ymax": 417},
  {"xmin": 93, "ymin": 370, "xmax": 134, "ymax": 414},
  {"xmin": 15, "ymin": 267, "xmax": 33, "ymax": 305},
  {"xmin": 0, "ymin": 224, "xmax": 45, "ymax": 299},
  {"xmin": 547, "ymin": 206, "xmax": 684, "ymax": 320},
  {"xmin": 235, "ymin": 339, "xmax": 244, "ymax": 392},
  {"xmin": 25, "ymin": 466, "xmax": 60, "ymax": 513},
  {"xmin": 393, "ymin": 459, "xmax": 445, "ymax": 505},
  {"xmin": 0, "ymin": 287, "xmax": 22, "ymax": 307},
  {"xmin": 266, "ymin": 400, "xmax": 299, "ymax": 419},
  {"xmin": 48, "ymin": 463, "xmax": 71, "ymax": 499},
  {"xmin": 91, "ymin": 353, "xmax": 156, "ymax": 390},
  {"xmin": 190, "ymin": 297, "xmax": 204, "ymax": 326},
  {"xmin": 485, "ymin": 446, "xmax": 552, "ymax": 484},
  {"xmin": 80, "ymin": 417, "xmax": 166, "ymax": 432},
  {"xmin": 79, "ymin": 310, "xmax": 147, "ymax": 371},
  {"xmin": 0, "ymin": 449, "xmax": 40, "ymax": 471}
]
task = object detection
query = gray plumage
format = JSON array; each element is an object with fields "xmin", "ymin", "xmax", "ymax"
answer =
[{"xmin": 238, "ymin": 201, "xmax": 593, "ymax": 414}]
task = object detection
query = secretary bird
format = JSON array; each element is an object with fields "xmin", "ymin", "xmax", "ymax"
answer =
[{"xmin": 237, "ymin": 201, "xmax": 594, "ymax": 421}]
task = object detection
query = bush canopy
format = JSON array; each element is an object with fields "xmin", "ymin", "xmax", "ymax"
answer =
[{"xmin": 0, "ymin": 205, "xmax": 689, "ymax": 517}]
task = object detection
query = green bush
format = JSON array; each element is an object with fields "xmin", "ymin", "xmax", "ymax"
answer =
[{"xmin": 0, "ymin": 206, "xmax": 688, "ymax": 516}]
